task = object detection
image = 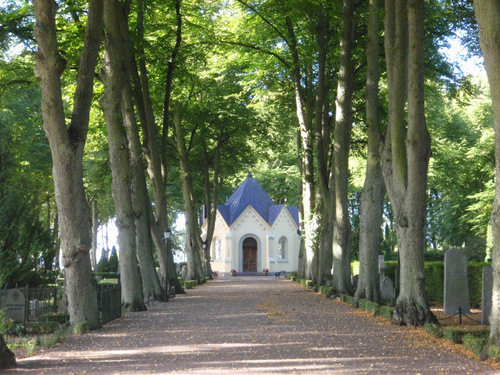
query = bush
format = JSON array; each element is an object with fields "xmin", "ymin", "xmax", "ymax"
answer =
[
  {"xmin": 425, "ymin": 262, "xmax": 444, "ymax": 302},
  {"xmin": 463, "ymin": 333, "xmax": 487, "ymax": 355},
  {"xmin": 384, "ymin": 261, "xmax": 398, "ymax": 281},
  {"xmin": 358, "ymin": 299, "xmax": 380, "ymax": 315},
  {"xmin": 468, "ymin": 262, "xmax": 490, "ymax": 308},
  {"xmin": 97, "ymin": 250, "xmax": 109, "ymax": 273},
  {"xmin": 184, "ymin": 280, "xmax": 198, "ymax": 289},
  {"xmin": 340, "ymin": 294, "xmax": 355, "ymax": 306},
  {"xmin": 424, "ymin": 250, "xmax": 445, "ymax": 261},
  {"xmin": 95, "ymin": 272, "xmax": 119, "ymax": 279},
  {"xmin": 379, "ymin": 306, "xmax": 393, "ymax": 321},
  {"xmin": 488, "ymin": 345, "xmax": 500, "ymax": 362},
  {"xmin": 72, "ymin": 321, "xmax": 88, "ymax": 335},
  {"xmin": 108, "ymin": 247, "xmax": 119, "ymax": 273},
  {"xmin": 41, "ymin": 312, "xmax": 69, "ymax": 325},
  {"xmin": 305, "ymin": 280, "xmax": 314, "ymax": 288},
  {"xmin": 319, "ymin": 286, "xmax": 333, "ymax": 298},
  {"xmin": 290, "ymin": 276, "xmax": 296, "ymax": 282},
  {"xmin": 424, "ymin": 323, "xmax": 443, "ymax": 338},
  {"xmin": 443, "ymin": 328, "xmax": 463, "ymax": 344}
]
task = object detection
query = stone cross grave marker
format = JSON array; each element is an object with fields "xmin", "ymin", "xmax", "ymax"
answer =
[
  {"xmin": 5, "ymin": 288, "xmax": 26, "ymax": 323},
  {"xmin": 482, "ymin": 266, "xmax": 493, "ymax": 325},
  {"xmin": 444, "ymin": 247, "xmax": 470, "ymax": 314}
]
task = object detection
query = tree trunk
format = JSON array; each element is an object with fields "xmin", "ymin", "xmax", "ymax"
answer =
[
  {"xmin": 91, "ymin": 199, "xmax": 98, "ymax": 271},
  {"xmin": 286, "ymin": 17, "xmax": 318, "ymax": 281},
  {"xmin": 132, "ymin": 0, "xmax": 182, "ymax": 295},
  {"xmin": 0, "ymin": 333, "xmax": 16, "ymax": 369},
  {"xmin": 202, "ymin": 137, "xmax": 223, "ymax": 278},
  {"xmin": 172, "ymin": 106, "xmax": 204, "ymax": 281},
  {"xmin": 355, "ymin": 0, "xmax": 384, "ymax": 304},
  {"xmin": 32, "ymin": 0, "xmax": 101, "ymax": 329},
  {"xmin": 315, "ymin": 11, "xmax": 334, "ymax": 287},
  {"xmin": 332, "ymin": 0, "xmax": 355, "ymax": 294},
  {"xmin": 101, "ymin": 0, "xmax": 145, "ymax": 311},
  {"xmin": 115, "ymin": 1, "xmax": 162, "ymax": 302},
  {"xmin": 383, "ymin": 0, "xmax": 434, "ymax": 326},
  {"xmin": 473, "ymin": 0, "xmax": 500, "ymax": 347}
]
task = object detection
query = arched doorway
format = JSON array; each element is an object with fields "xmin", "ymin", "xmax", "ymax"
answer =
[{"xmin": 242, "ymin": 237, "xmax": 258, "ymax": 272}]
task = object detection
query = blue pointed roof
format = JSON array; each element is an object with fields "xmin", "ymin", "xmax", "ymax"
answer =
[{"xmin": 218, "ymin": 173, "xmax": 299, "ymax": 227}]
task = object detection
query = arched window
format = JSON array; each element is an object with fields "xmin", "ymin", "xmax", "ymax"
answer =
[
  {"xmin": 278, "ymin": 237, "xmax": 287, "ymax": 260},
  {"xmin": 214, "ymin": 238, "xmax": 222, "ymax": 260}
]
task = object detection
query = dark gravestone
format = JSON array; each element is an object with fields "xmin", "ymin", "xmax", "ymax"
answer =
[
  {"xmin": 444, "ymin": 247, "xmax": 470, "ymax": 314},
  {"xmin": 482, "ymin": 266, "xmax": 493, "ymax": 325}
]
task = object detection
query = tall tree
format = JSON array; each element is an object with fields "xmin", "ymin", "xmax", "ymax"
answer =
[
  {"xmin": 331, "ymin": 0, "xmax": 356, "ymax": 294},
  {"xmin": 100, "ymin": 0, "xmax": 145, "ymax": 311},
  {"xmin": 354, "ymin": 0, "xmax": 384, "ymax": 304},
  {"xmin": 172, "ymin": 105, "xmax": 204, "ymax": 281},
  {"xmin": 32, "ymin": 0, "xmax": 102, "ymax": 328},
  {"xmin": 382, "ymin": 0, "xmax": 434, "ymax": 325},
  {"xmin": 132, "ymin": 0, "xmax": 181, "ymax": 294},
  {"xmin": 473, "ymin": 0, "xmax": 500, "ymax": 347}
]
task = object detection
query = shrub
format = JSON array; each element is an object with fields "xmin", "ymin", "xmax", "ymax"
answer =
[
  {"xmin": 340, "ymin": 294, "xmax": 355, "ymax": 306},
  {"xmin": 463, "ymin": 333, "xmax": 487, "ymax": 355},
  {"xmin": 305, "ymin": 280, "xmax": 314, "ymax": 288},
  {"xmin": 184, "ymin": 280, "xmax": 198, "ymax": 289},
  {"xmin": 41, "ymin": 312, "xmax": 70, "ymax": 325},
  {"xmin": 108, "ymin": 247, "xmax": 119, "ymax": 273},
  {"xmin": 290, "ymin": 276, "xmax": 296, "ymax": 282},
  {"xmin": 384, "ymin": 261, "xmax": 398, "ymax": 281},
  {"xmin": 488, "ymin": 345, "xmax": 500, "ymax": 363},
  {"xmin": 72, "ymin": 321, "xmax": 88, "ymax": 335},
  {"xmin": 424, "ymin": 262, "xmax": 444, "ymax": 302},
  {"xmin": 358, "ymin": 299, "xmax": 380, "ymax": 315},
  {"xmin": 443, "ymin": 328, "xmax": 463, "ymax": 344},
  {"xmin": 424, "ymin": 250, "xmax": 445, "ymax": 261},
  {"xmin": 424, "ymin": 323, "xmax": 443, "ymax": 338},
  {"xmin": 379, "ymin": 306, "xmax": 393, "ymax": 321},
  {"xmin": 468, "ymin": 262, "xmax": 490, "ymax": 308},
  {"xmin": 319, "ymin": 286, "xmax": 333, "ymax": 298}
]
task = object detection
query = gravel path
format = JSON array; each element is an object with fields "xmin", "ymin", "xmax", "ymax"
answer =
[{"xmin": 3, "ymin": 276, "xmax": 498, "ymax": 374}]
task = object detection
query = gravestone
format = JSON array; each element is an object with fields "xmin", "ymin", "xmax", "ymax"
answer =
[
  {"xmin": 181, "ymin": 265, "xmax": 187, "ymax": 279},
  {"xmin": 381, "ymin": 276, "xmax": 395, "ymax": 299},
  {"xmin": 5, "ymin": 288, "xmax": 26, "ymax": 323},
  {"xmin": 378, "ymin": 255, "xmax": 385, "ymax": 278},
  {"xmin": 482, "ymin": 266, "xmax": 493, "ymax": 325},
  {"xmin": 444, "ymin": 247, "xmax": 470, "ymax": 314}
]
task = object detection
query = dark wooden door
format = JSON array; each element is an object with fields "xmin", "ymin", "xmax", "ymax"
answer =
[{"xmin": 243, "ymin": 237, "xmax": 257, "ymax": 272}]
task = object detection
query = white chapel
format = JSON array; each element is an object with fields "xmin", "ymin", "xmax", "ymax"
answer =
[{"xmin": 202, "ymin": 173, "xmax": 301, "ymax": 275}]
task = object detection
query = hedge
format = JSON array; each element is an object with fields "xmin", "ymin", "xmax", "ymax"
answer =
[{"xmin": 362, "ymin": 260, "xmax": 490, "ymax": 306}]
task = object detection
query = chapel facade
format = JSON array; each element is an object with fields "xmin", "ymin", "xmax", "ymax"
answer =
[{"xmin": 201, "ymin": 173, "xmax": 301, "ymax": 275}]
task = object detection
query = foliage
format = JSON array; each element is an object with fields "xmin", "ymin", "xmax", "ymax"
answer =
[
  {"xmin": 462, "ymin": 333, "xmax": 487, "ymax": 355},
  {"xmin": 488, "ymin": 344, "xmax": 500, "ymax": 362},
  {"xmin": 97, "ymin": 251, "xmax": 109, "ymax": 273},
  {"xmin": 358, "ymin": 299, "xmax": 380, "ymax": 315},
  {"xmin": 379, "ymin": 306, "xmax": 394, "ymax": 322},
  {"xmin": 468, "ymin": 261, "xmax": 490, "ymax": 308},
  {"xmin": 424, "ymin": 322, "xmax": 443, "ymax": 338},
  {"xmin": 72, "ymin": 321, "xmax": 88, "ymax": 335},
  {"xmin": 425, "ymin": 262, "xmax": 445, "ymax": 303},
  {"xmin": 107, "ymin": 247, "xmax": 119, "ymax": 273},
  {"xmin": 443, "ymin": 328, "xmax": 463, "ymax": 343}
]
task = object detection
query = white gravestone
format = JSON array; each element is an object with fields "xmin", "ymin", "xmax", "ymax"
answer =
[
  {"xmin": 443, "ymin": 247, "xmax": 470, "ymax": 314},
  {"xmin": 381, "ymin": 276, "xmax": 395, "ymax": 299},
  {"xmin": 5, "ymin": 289, "xmax": 26, "ymax": 323}
]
